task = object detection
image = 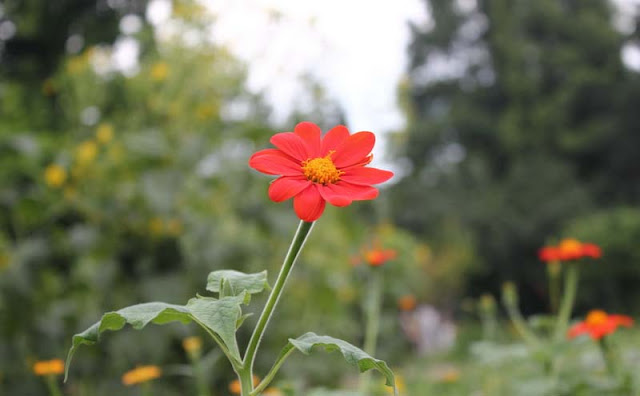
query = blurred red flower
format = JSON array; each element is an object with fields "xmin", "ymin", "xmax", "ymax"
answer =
[
  {"xmin": 363, "ymin": 247, "xmax": 396, "ymax": 267},
  {"xmin": 568, "ymin": 309, "xmax": 633, "ymax": 340},
  {"xmin": 538, "ymin": 238, "xmax": 602, "ymax": 262},
  {"xmin": 249, "ymin": 122, "xmax": 393, "ymax": 222}
]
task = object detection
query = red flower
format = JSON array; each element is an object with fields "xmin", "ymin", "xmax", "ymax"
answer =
[
  {"xmin": 538, "ymin": 246, "xmax": 560, "ymax": 262},
  {"xmin": 249, "ymin": 122, "xmax": 393, "ymax": 222},
  {"xmin": 567, "ymin": 310, "xmax": 633, "ymax": 340},
  {"xmin": 363, "ymin": 248, "xmax": 396, "ymax": 267},
  {"xmin": 538, "ymin": 239, "xmax": 602, "ymax": 262}
]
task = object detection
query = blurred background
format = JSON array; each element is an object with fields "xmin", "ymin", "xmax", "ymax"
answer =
[{"xmin": 2, "ymin": 0, "xmax": 640, "ymax": 394}]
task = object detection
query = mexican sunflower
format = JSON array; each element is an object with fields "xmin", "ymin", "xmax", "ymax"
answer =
[
  {"xmin": 121, "ymin": 365, "xmax": 162, "ymax": 386},
  {"xmin": 32, "ymin": 359, "xmax": 64, "ymax": 376},
  {"xmin": 538, "ymin": 238, "xmax": 602, "ymax": 262},
  {"xmin": 363, "ymin": 247, "xmax": 397, "ymax": 267},
  {"xmin": 567, "ymin": 310, "xmax": 633, "ymax": 340},
  {"xmin": 249, "ymin": 122, "xmax": 394, "ymax": 222}
]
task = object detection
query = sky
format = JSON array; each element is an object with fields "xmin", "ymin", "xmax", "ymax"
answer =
[
  {"xmin": 141, "ymin": 0, "xmax": 640, "ymax": 171},
  {"xmin": 144, "ymin": 0, "xmax": 427, "ymax": 165}
]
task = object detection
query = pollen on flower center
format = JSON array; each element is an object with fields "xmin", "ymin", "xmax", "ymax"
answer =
[
  {"xmin": 586, "ymin": 310, "xmax": 608, "ymax": 325},
  {"xmin": 301, "ymin": 153, "xmax": 343, "ymax": 185}
]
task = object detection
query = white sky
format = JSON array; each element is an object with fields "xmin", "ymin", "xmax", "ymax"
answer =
[
  {"xmin": 142, "ymin": 0, "xmax": 639, "ymax": 163},
  {"xmin": 145, "ymin": 0, "xmax": 427, "ymax": 165}
]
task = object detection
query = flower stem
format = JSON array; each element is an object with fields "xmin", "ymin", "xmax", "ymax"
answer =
[
  {"xmin": 547, "ymin": 262, "xmax": 561, "ymax": 314},
  {"xmin": 598, "ymin": 337, "xmax": 617, "ymax": 376},
  {"xmin": 45, "ymin": 375, "xmax": 62, "ymax": 396},
  {"xmin": 188, "ymin": 354, "xmax": 210, "ymax": 396},
  {"xmin": 360, "ymin": 269, "xmax": 383, "ymax": 393},
  {"xmin": 242, "ymin": 220, "xmax": 315, "ymax": 387},
  {"xmin": 553, "ymin": 265, "xmax": 579, "ymax": 342}
]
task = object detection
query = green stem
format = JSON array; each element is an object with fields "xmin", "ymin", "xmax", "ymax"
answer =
[
  {"xmin": 598, "ymin": 338, "xmax": 616, "ymax": 376},
  {"xmin": 189, "ymin": 355, "xmax": 210, "ymax": 396},
  {"xmin": 251, "ymin": 344, "xmax": 296, "ymax": 396},
  {"xmin": 504, "ymin": 304, "xmax": 540, "ymax": 348},
  {"xmin": 553, "ymin": 265, "xmax": 579, "ymax": 342},
  {"xmin": 547, "ymin": 263, "xmax": 561, "ymax": 314},
  {"xmin": 360, "ymin": 269, "xmax": 383, "ymax": 393},
  {"xmin": 238, "ymin": 369, "xmax": 254, "ymax": 396},
  {"xmin": 45, "ymin": 375, "xmax": 62, "ymax": 396},
  {"xmin": 242, "ymin": 221, "xmax": 315, "ymax": 386},
  {"xmin": 141, "ymin": 381, "xmax": 152, "ymax": 396}
]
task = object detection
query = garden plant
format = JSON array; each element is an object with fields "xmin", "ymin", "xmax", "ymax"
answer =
[{"xmin": 64, "ymin": 122, "xmax": 398, "ymax": 395}]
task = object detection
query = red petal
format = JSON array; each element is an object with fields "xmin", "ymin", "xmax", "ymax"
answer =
[
  {"xmin": 321, "ymin": 125, "xmax": 350, "ymax": 155},
  {"xmin": 293, "ymin": 185, "xmax": 326, "ymax": 222},
  {"xmin": 317, "ymin": 185, "xmax": 353, "ymax": 207},
  {"xmin": 332, "ymin": 131, "xmax": 375, "ymax": 168},
  {"xmin": 341, "ymin": 167, "xmax": 394, "ymax": 185},
  {"xmin": 611, "ymin": 315, "xmax": 634, "ymax": 327},
  {"xmin": 567, "ymin": 322, "xmax": 587, "ymax": 339},
  {"xmin": 249, "ymin": 149, "xmax": 301, "ymax": 176},
  {"xmin": 327, "ymin": 181, "xmax": 379, "ymax": 201},
  {"xmin": 271, "ymin": 132, "xmax": 312, "ymax": 161},
  {"xmin": 294, "ymin": 122, "xmax": 322, "ymax": 158},
  {"xmin": 268, "ymin": 176, "xmax": 310, "ymax": 202}
]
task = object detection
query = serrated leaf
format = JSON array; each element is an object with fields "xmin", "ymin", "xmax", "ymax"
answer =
[
  {"xmin": 186, "ymin": 294, "xmax": 246, "ymax": 361},
  {"xmin": 65, "ymin": 302, "xmax": 190, "ymax": 379},
  {"xmin": 289, "ymin": 332, "xmax": 396, "ymax": 390},
  {"xmin": 206, "ymin": 270, "xmax": 269, "ymax": 296}
]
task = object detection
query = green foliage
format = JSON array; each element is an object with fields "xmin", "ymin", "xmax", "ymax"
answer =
[
  {"xmin": 207, "ymin": 270, "xmax": 270, "ymax": 297},
  {"xmin": 288, "ymin": 332, "xmax": 396, "ymax": 389}
]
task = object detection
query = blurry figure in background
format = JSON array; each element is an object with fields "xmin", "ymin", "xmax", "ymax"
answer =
[{"xmin": 399, "ymin": 304, "xmax": 456, "ymax": 355}]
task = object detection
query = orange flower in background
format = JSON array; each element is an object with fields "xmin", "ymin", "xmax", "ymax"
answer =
[
  {"xmin": 398, "ymin": 295, "xmax": 417, "ymax": 311},
  {"xmin": 538, "ymin": 238, "xmax": 602, "ymax": 262},
  {"xmin": 182, "ymin": 336, "xmax": 202, "ymax": 353},
  {"xmin": 122, "ymin": 365, "xmax": 162, "ymax": 386},
  {"xmin": 568, "ymin": 310, "xmax": 633, "ymax": 340},
  {"xmin": 363, "ymin": 247, "xmax": 396, "ymax": 267},
  {"xmin": 33, "ymin": 359, "xmax": 64, "ymax": 376},
  {"xmin": 249, "ymin": 122, "xmax": 393, "ymax": 222},
  {"xmin": 229, "ymin": 375, "xmax": 260, "ymax": 394}
]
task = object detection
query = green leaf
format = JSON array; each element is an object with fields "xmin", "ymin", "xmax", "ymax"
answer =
[
  {"xmin": 289, "ymin": 332, "xmax": 396, "ymax": 390},
  {"xmin": 206, "ymin": 270, "xmax": 269, "ymax": 296},
  {"xmin": 186, "ymin": 294, "xmax": 246, "ymax": 361},
  {"xmin": 66, "ymin": 295, "xmax": 250, "ymax": 380},
  {"xmin": 65, "ymin": 302, "xmax": 191, "ymax": 380}
]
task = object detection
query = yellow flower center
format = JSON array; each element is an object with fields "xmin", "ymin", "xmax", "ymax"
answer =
[
  {"xmin": 586, "ymin": 310, "xmax": 608, "ymax": 325},
  {"xmin": 301, "ymin": 152, "xmax": 343, "ymax": 185},
  {"xmin": 559, "ymin": 238, "xmax": 582, "ymax": 255}
]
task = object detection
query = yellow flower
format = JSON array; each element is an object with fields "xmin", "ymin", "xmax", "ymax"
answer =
[
  {"xmin": 95, "ymin": 123, "xmax": 114, "ymax": 144},
  {"xmin": 44, "ymin": 164, "xmax": 67, "ymax": 188},
  {"xmin": 122, "ymin": 365, "xmax": 162, "ymax": 386},
  {"xmin": 150, "ymin": 62, "xmax": 169, "ymax": 81},
  {"xmin": 263, "ymin": 387, "xmax": 284, "ymax": 395},
  {"xmin": 182, "ymin": 336, "xmax": 202, "ymax": 353},
  {"xmin": 75, "ymin": 140, "xmax": 98, "ymax": 164},
  {"xmin": 33, "ymin": 359, "xmax": 64, "ymax": 376}
]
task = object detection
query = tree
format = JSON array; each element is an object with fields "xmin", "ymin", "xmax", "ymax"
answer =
[{"xmin": 392, "ymin": 0, "xmax": 640, "ymax": 305}]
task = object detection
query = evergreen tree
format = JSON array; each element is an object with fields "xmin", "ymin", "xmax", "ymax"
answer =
[{"xmin": 392, "ymin": 0, "xmax": 640, "ymax": 303}]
